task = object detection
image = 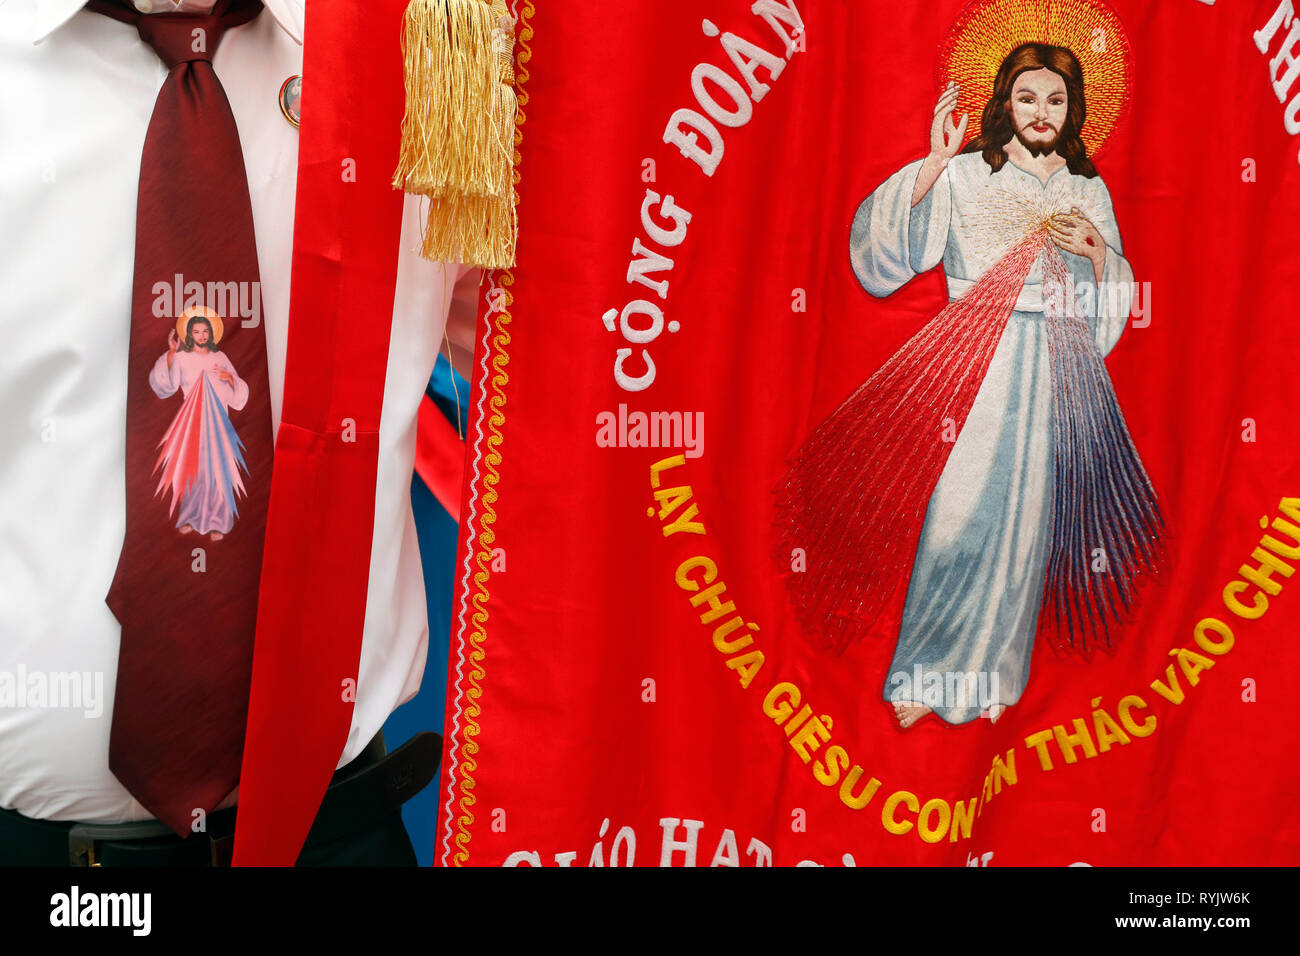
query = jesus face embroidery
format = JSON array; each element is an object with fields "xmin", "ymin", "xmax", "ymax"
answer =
[
  {"xmin": 773, "ymin": 0, "xmax": 1164, "ymax": 734},
  {"xmin": 149, "ymin": 307, "xmax": 252, "ymax": 542}
]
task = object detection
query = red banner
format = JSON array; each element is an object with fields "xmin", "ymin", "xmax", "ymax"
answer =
[
  {"xmin": 235, "ymin": 0, "xmax": 408, "ymax": 865},
  {"xmin": 440, "ymin": 0, "xmax": 1300, "ymax": 866}
]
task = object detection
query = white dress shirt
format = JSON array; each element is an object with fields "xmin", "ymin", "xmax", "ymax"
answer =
[{"xmin": 0, "ymin": 0, "xmax": 478, "ymax": 822}]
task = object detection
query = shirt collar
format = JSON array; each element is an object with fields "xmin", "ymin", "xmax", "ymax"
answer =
[{"xmin": 33, "ymin": 0, "xmax": 303, "ymax": 45}]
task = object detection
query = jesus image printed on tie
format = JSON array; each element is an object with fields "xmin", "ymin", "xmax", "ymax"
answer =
[
  {"xmin": 148, "ymin": 305, "xmax": 251, "ymax": 542},
  {"xmin": 774, "ymin": 0, "xmax": 1165, "ymax": 731}
]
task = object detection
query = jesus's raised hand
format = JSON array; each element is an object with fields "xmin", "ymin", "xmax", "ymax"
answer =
[
  {"xmin": 913, "ymin": 83, "xmax": 969, "ymax": 207},
  {"xmin": 929, "ymin": 82, "xmax": 969, "ymax": 161}
]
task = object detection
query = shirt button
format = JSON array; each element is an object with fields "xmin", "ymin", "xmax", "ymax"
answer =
[{"xmin": 133, "ymin": 0, "xmax": 154, "ymax": 11}]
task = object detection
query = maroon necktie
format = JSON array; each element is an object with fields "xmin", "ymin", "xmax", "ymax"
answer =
[{"xmin": 91, "ymin": 0, "xmax": 274, "ymax": 835}]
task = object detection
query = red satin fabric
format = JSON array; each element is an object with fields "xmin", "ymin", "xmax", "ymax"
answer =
[
  {"xmin": 416, "ymin": 397, "xmax": 467, "ymax": 522},
  {"xmin": 232, "ymin": 0, "xmax": 408, "ymax": 865}
]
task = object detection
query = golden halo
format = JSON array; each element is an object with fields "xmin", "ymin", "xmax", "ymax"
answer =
[
  {"xmin": 937, "ymin": 0, "xmax": 1133, "ymax": 158},
  {"xmin": 176, "ymin": 306, "xmax": 224, "ymax": 345}
]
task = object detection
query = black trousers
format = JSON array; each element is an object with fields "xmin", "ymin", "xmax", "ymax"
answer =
[
  {"xmin": 295, "ymin": 810, "xmax": 416, "ymax": 867},
  {"xmin": 0, "ymin": 733, "xmax": 421, "ymax": 867},
  {"xmin": 0, "ymin": 805, "xmax": 416, "ymax": 867}
]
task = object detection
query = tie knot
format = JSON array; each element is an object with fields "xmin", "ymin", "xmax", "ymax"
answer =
[
  {"xmin": 86, "ymin": 0, "xmax": 264, "ymax": 70},
  {"xmin": 136, "ymin": 13, "xmax": 223, "ymax": 67}
]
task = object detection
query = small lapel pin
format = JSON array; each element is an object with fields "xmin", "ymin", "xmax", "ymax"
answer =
[{"xmin": 279, "ymin": 75, "xmax": 302, "ymax": 129}]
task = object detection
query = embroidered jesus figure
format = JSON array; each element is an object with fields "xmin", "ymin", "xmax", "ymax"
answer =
[
  {"xmin": 774, "ymin": 0, "xmax": 1164, "ymax": 731},
  {"xmin": 149, "ymin": 306, "xmax": 251, "ymax": 542}
]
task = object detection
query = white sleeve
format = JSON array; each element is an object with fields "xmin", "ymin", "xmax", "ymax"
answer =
[
  {"xmin": 1079, "ymin": 178, "xmax": 1134, "ymax": 357},
  {"xmin": 848, "ymin": 158, "xmax": 952, "ymax": 298},
  {"xmin": 149, "ymin": 351, "xmax": 180, "ymax": 398},
  {"xmin": 213, "ymin": 353, "xmax": 249, "ymax": 412}
]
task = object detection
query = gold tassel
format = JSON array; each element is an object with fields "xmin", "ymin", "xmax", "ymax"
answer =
[{"xmin": 394, "ymin": 0, "xmax": 519, "ymax": 269}]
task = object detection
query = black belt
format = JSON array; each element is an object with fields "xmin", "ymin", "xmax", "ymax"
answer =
[{"xmin": 0, "ymin": 731, "xmax": 441, "ymax": 867}]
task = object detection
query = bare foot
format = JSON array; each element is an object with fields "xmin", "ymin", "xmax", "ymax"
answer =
[
  {"xmin": 981, "ymin": 703, "xmax": 1007, "ymax": 724},
  {"xmin": 209, "ymin": 531, "xmax": 223, "ymax": 542},
  {"xmin": 178, "ymin": 525, "xmax": 194, "ymax": 535},
  {"xmin": 893, "ymin": 701, "xmax": 932, "ymax": 730}
]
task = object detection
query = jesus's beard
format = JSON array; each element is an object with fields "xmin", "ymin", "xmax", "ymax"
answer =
[{"xmin": 1014, "ymin": 124, "xmax": 1061, "ymax": 158}]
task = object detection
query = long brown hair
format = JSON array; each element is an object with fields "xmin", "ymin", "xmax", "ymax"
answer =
[
  {"xmin": 962, "ymin": 42, "xmax": 1097, "ymax": 178},
  {"xmin": 182, "ymin": 316, "xmax": 221, "ymax": 353}
]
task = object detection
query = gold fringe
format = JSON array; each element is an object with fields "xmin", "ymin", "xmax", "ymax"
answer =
[
  {"xmin": 419, "ymin": 184, "xmax": 517, "ymax": 270},
  {"xmin": 393, "ymin": 0, "xmax": 507, "ymax": 200},
  {"xmin": 394, "ymin": 0, "xmax": 519, "ymax": 268}
]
